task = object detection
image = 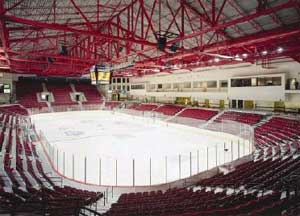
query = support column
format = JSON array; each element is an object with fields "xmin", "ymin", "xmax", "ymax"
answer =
[{"xmin": 84, "ymin": 156, "xmax": 87, "ymax": 183}]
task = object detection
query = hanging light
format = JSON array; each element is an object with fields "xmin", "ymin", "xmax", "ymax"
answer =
[
  {"xmin": 234, "ymin": 54, "xmax": 243, "ymax": 61},
  {"xmin": 277, "ymin": 47, "xmax": 283, "ymax": 53},
  {"xmin": 242, "ymin": 53, "xmax": 248, "ymax": 58}
]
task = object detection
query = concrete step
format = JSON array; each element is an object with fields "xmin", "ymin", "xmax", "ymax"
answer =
[
  {"xmin": 202, "ymin": 110, "xmax": 225, "ymax": 128},
  {"xmin": 165, "ymin": 107, "xmax": 188, "ymax": 122}
]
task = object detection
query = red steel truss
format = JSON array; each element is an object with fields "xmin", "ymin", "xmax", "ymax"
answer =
[{"xmin": 0, "ymin": 0, "xmax": 299, "ymax": 77}]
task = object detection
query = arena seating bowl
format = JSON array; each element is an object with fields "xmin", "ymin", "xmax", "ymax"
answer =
[{"xmin": 0, "ymin": 107, "xmax": 103, "ymax": 215}]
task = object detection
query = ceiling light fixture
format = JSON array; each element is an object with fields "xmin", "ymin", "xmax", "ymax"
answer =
[
  {"xmin": 242, "ymin": 53, "xmax": 248, "ymax": 58},
  {"xmin": 214, "ymin": 57, "xmax": 220, "ymax": 63},
  {"xmin": 277, "ymin": 47, "xmax": 283, "ymax": 53}
]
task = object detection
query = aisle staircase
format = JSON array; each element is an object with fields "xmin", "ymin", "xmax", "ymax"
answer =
[
  {"xmin": 201, "ymin": 110, "xmax": 225, "ymax": 128},
  {"xmin": 165, "ymin": 107, "xmax": 188, "ymax": 122},
  {"xmin": 151, "ymin": 104, "xmax": 164, "ymax": 111},
  {"xmin": 46, "ymin": 102, "xmax": 53, "ymax": 112},
  {"xmin": 254, "ymin": 114, "xmax": 273, "ymax": 128},
  {"xmin": 81, "ymin": 189, "xmax": 120, "ymax": 215},
  {"xmin": 70, "ymin": 83, "xmax": 76, "ymax": 93},
  {"xmin": 42, "ymin": 83, "xmax": 48, "ymax": 92}
]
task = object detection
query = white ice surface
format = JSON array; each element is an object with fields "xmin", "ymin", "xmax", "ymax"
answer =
[{"xmin": 32, "ymin": 110, "xmax": 250, "ymax": 186}]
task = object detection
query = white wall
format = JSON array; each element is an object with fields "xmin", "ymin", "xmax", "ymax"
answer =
[
  {"xmin": 229, "ymin": 86, "xmax": 285, "ymax": 101},
  {"xmin": 228, "ymin": 73, "xmax": 285, "ymax": 101},
  {"xmin": 128, "ymin": 59, "xmax": 300, "ymax": 108}
]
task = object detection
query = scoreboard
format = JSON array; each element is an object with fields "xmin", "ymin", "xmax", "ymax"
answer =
[{"xmin": 90, "ymin": 65, "xmax": 112, "ymax": 85}]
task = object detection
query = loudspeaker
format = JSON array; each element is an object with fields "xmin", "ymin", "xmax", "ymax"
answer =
[
  {"xmin": 157, "ymin": 37, "xmax": 167, "ymax": 51},
  {"xmin": 170, "ymin": 42, "xmax": 179, "ymax": 52},
  {"xmin": 60, "ymin": 45, "xmax": 68, "ymax": 56}
]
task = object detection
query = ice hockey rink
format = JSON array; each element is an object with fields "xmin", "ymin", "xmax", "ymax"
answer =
[{"xmin": 32, "ymin": 110, "xmax": 251, "ymax": 186}]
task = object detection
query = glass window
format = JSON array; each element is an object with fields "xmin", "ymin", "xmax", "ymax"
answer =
[
  {"xmin": 257, "ymin": 77, "xmax": 264, "ymax": 86},
  {"xmin": 163, "ymin": 83, "xmax": 171, "ymax": 89},
  {"xmin": 231, "ymin": 78, "xmax": 251, "ymax": 87},
  {"xmin": 238, "ymin": 100, "xmax": 243, "ymax": 109},
  {"xmin": 266, "ymin": 77, "xmax": 273, "ymax": 86},
  {"xmin": 232, "ymin": 100, "xmax": 237, "ymax": 109},
  {"xmin": 272, "ymin": 77, "xmax": 281, "ymax": 86},
  {"xmin": 193, "ymin": 81, "xmax": 201, "ymax": 88},
  {"xmin": 183, "ymin": 82, "xmax": 191, "ymax": 88},
  {"xmin": 199, "ymin": 82, "xmax": 206, "ymax": 88},
  {"xmin": 148, "ymin": 84, "xmax": 156, "ymax": 90},
  {"xmin": 131, "ymin": 84, "xmax": 145, "ymax": 90},
  {"xmin": 220, "ymin": 80, "xmax": 228, "ymax": 88},
  {"xmin": 232, "ymin": 76, "xmax": 281, "ymax": 87},
  {"xmin": 173, "ymin": 83, "xmax": 179, "ymax": 89},
  {"xmin": 243, "ymin": 79, "xmax": 251, "ymax": 87},
  {"xmin": 207, "ymin": 81, "xmax": 217, "ymax": 88}
]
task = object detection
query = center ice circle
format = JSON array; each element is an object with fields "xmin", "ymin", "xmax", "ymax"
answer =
[{"xmin": 32, "ymin": 110, "xmax": 247, "ymax": 186}]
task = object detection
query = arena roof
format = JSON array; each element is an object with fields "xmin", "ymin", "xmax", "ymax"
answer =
[{"xmin": 0, "ymin": 0, "xmax": 300, "ymax": 77}]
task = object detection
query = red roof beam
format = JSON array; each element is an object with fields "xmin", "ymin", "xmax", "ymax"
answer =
[
  {"xmin": 167, "ymin": 0, "xmax": 299, "ymax": 45},
  {"xmin": 145, "ymin": 24, "xmax": 300, "ymax": 63},
  {"xmin": 2, "ymin": 14, "xmax": 157, "ymax": 47},
  {"xmin": 69, "ymin": 0, "xmax": 96, "ymax": 31}
]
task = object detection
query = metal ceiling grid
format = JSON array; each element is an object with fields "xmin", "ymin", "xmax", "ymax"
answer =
[{"xmin": 0, "ymin": 0, "xmax": 299, "ymax": 77}]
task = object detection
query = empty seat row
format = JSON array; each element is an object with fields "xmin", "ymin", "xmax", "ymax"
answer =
[
  {"xmin": 105, "ymin": 101, "xmax": 121, "ymax": 109},
  {"xmin": 0, "ymin": 107, "xmax": 103, "ymax": 214},
  {"xmin": 197, "ymin": 152, "xmax": 300, "ymax": 191},
  {"xmin": 104, "ymin": 188, "xmax": 285, "ymax": 216},
  {"xmin": 129, "ymin": 103, "xmax": 159, "ymax": 111},
  {"xmin": 214, "ymin": 111, "xmax": 264, "ymax": 125},
  {"xmin": 16, "ymin": 79, "xmax": 47, "ymax": 109},
  {"xmin": 75, "ymin": 83, "xmax": 103, "ymax": 104},
  {"xmin": 47, "ymin": 83, "xmax": 77, "ymax": 106},
  {"xmin": 154, "ymin": 104, "xmax": 184, "ymax": 116},
  {"xmin": 255, "ymin": 117, "xmax": 300, "ymax": 148},
  {"xmin": 178, "ymin": 108, "xmax": 218, "ymax": 121},
  {"xmin": 16, "ymin": 80, "xmax": 104, "ymax": 108}
]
